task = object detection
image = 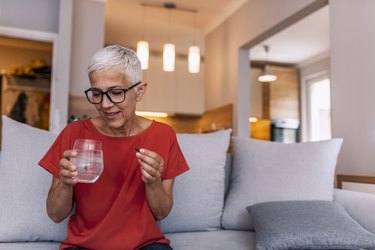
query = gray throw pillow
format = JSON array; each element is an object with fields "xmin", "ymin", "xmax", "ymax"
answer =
[
  {"xmin": 0, "ymin": 116, "xmax": 68, "ymax": 242},
  {"xmin": 222, "ymin": 137, "xmax": 343, "ymax": 230},
  {"xmin": 159, "ymin": 129, "xmax": 231, "ymax": 233},
  {"xmin": 247, "ymin": 200, "xmax": 375, "ymax": 250}
]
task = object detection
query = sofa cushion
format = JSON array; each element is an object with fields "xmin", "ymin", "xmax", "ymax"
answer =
[
  {"xmin": 166, "ymin": 230, "xmax": 255, "ymax": 250},
  {"xmin": 222, "ymin": 138, "xmax": 343, "ymax": 230},
  {"xmin": 247, "ymin": 200, "xmax": 375, "ymax": 250},
  {"xmin": 334, "ymin": 188, "xmax": 375, "ymax": 234},
  {"xmin": 0, "ymin": 116, "xmax": 68, "ymax": 242},
  {"xmin": 159, "ymin": 129, "xmax": 231, "ymax": 233},
  {"xmin": 0, "ymin": 242, "xmax": 60, "ymax": 250}
]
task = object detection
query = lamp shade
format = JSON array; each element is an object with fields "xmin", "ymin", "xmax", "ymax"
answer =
[
  {"xmin": 137, "ymin": 41, "xmax": 149, "ymax": 70},
  {"xmin": 163, "ymin": 43, "xmax": 175, "ymax": 72},
  {"xmin": 258, "ymin": 65, "xmax": 277, "ymax": 82},
  {"xmin": 188, "ymin": 46, "xmax": 200, "ymax": 74}
]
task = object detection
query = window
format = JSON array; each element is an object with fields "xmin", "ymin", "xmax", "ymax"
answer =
[{"xmin": 307, "ymin": 76, "xmax": 331, "ymax": 141}]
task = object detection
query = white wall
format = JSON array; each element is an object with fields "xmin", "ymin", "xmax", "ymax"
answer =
[
  {"xmin": 0, "ymin": 0, "xmax": 59, "ymax": 33},
  {"xmin": 330, "ymin": 0, "xmax": 375, "ymax": 175},
  {"xmin": 205, "ymin": 0, "xmax": 318, "ymax": 136},
  {"xmin": 69, "ymin": 0, "xmax": 105, "ymax": 96},
  {"xmin": 0, "ymin": 0, "xmax": 105, "ymax": 132}
]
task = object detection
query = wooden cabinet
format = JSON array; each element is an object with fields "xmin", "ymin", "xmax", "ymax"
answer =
[
  {"xmin": 139, "ymin": 56, "xmax": 176, "ymax": 114},
  {"xmin": 175, "ymin": 58, "xmax": 204, "ymax": 115},
  {"xmin": 138, "ymin": 54, "xmax": 204, "ymax": 116},
  {"xmin": 262, "ymin": 66, "xmax": 300, "ymax": 120}
]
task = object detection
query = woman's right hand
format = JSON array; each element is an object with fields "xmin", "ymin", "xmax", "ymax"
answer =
[{"xmin": 59, "ymin": 150, "xmax": 79, "ymax": 187}]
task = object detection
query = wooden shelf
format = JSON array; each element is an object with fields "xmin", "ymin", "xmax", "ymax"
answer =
[{"xmin": 3, "ymin": 75, "xmax": 50, "ymax": 93}]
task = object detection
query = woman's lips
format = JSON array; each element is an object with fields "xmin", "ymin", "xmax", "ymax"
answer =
[{"xmin": 104, "ymin": 111, "xmax": 120, "ymax": 119}]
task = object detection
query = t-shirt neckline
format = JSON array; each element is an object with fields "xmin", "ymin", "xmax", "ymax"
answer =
[{"xmin": 85, "ymin": 118, "xmax": 155, "ymax": 140}]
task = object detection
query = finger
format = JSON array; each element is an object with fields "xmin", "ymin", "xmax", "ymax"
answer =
[
  {"xmin": 59, "ymin": 165, "xmax": 78, "ymax": 179},
  {"xmin": 138, "ymin": 156, "xmax": 164, "ymax": 177},
  {"xmin": 63, "ymin": 150, "xmax": 78, "ymax": 160},
  {"xmin": 136, "ymin": 153, "xmax": 164, "ymax": 173},
  {"xmin": 60, "ymin": 175, "xmax": 79, "ymax": 186},
  {"xmin": 139, "ymin": 161, "xmax": 161, "ymax": 179},
  {"xmin": 59, "ymin": 158, "xmax": 77, "ymax": 171},
  {"xmin": 60, "ymin": 158, "xmax": 71, "ymax": 170},
  {"xmin": 140, "ymin": 167, "xmax": 160, "ymax": 183},
  {"xmin": 137, "ymin": 148, "xmax": 163, "ymax": 165}
]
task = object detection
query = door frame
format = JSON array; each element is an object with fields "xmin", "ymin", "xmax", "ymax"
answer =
[{"xmin": 0, "ymin": 25, "xmax": 58, "ymax": 129}]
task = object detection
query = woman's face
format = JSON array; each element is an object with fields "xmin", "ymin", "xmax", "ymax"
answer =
[{"xmin": 88, "ymin": 67, "xmax": 139, "ymax": 130}]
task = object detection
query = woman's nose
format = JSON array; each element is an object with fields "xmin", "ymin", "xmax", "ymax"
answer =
[{"xmin": 101, "ymin": 93, "xmax": 114, "ymax": 108}]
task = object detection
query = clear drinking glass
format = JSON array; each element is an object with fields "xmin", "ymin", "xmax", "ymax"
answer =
[{"xmin": 71, "ymin": 139, "xmax": 104, "ymax": 183}]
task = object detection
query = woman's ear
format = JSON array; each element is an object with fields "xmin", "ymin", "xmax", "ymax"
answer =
[{"xmin": 136, "ymin": 81, "xmax": 147, "ymax": 102}]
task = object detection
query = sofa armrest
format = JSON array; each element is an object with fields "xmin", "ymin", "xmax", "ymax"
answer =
[
  {"xmin": 334, "ymin": 188, "xmax": 375, "ymax": 234},
  {"xmin": 337, "ymin": 174, "xmax": 375, "ymax": 189}
]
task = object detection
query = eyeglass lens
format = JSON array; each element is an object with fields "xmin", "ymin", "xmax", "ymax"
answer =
[{"xmin": 86, "ymin": 89, "xmax": 126, "ymax": 104}]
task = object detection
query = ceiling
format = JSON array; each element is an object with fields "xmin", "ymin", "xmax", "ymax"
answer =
[
  {"xmin": 105, "ymin": 0, "xmax": 330, "ymax": 65},
  {"xmin": 105, "ymin": 0, "xmax": 249, "ymax": 55},
  {"xmin": 250, "ymin": 5, "xmax": 330, "ymax": 66}
]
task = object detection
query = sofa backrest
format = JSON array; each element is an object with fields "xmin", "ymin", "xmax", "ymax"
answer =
[
  {"xmin": 159, "ymin": 129, "xmax": 232, "ymax": 233},
  {"xmin": 224, "ymin": 153, "xmax": 233, "ymax": 198},
  {"xmin": 0, "ymin": 115, "xmax": 69, "ymax": 242}
]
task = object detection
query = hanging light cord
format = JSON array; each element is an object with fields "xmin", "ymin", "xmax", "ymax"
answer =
[
  {"xmin": 141, "ymin": 6, "xmax": 146, "ymax": 40},
  {"xmin": 264, "ymin": 45, "xmax": 269, "ymax": 62},
  {"xmin": 168, "ymin": 9, "xmax": 172, "ymax": 42},
  {"xmin": 193, "ymin": 12, "xmax": 197, "ymax": 45}
]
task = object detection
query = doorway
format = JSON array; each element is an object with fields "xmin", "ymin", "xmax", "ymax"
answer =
[
  {"xmin": 0, "ymin": 36, "xmax": 53, "ymax": 130},
  {"xmin": 248, "ymin": 4, "xmax": 330, "ymax": 142}
]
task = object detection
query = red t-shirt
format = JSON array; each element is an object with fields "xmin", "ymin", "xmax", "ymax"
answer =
[{"xmin": 38, "ymin": 119, "xmax": 189, "ymax": 250}]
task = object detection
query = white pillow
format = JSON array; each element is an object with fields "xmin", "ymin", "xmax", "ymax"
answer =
[
  {"xmin": 159, "ymin": 129, "xmax": 231, "ymax": 233},
  {"xmin": 0, "ymin": 116, "xmax": 68, "ymax": 242},
  {"xmin": 222, "ymin": 137, "xmax": 343, "ymax": 230}
]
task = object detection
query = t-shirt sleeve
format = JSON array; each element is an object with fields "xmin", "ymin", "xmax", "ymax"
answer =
[
  {"xmin": 38, "ymin": 126, "xmax": 74, "ymax": 178},
  {"xmin": 163, "ymin": 130, "xmax": 189, "ymax": 180}
]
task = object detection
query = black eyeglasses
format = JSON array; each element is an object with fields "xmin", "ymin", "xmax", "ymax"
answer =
[{"xmin": 84, "ymin": 81, "xmax": 141, "ymax": 104}]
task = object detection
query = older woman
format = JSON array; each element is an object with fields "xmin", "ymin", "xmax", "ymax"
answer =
[{"xmin": 39, "ymin": 45, "xmax": 189, "ymax": 250}]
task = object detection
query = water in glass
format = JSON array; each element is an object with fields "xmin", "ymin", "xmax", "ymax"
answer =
[{"xmin": 71, "ymin": 139, "xmax": 104, "ymax": 183}]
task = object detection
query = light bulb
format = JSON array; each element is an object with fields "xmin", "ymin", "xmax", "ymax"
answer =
[
  {"xmin": 163, "ymin": 43, "xmax": 175, "ymax": 72},
  {"xmin": 188, "ymin": 46, "xmax": 200, "ymax": 74},
  {"xmin": 137, "ymin": 41, "xmax": 149, "ymax": 70}
]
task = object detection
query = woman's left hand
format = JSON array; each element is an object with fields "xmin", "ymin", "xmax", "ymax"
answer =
[{"xmin": 136, "ymin": 148, "xmax": 164, "ymax": 185}]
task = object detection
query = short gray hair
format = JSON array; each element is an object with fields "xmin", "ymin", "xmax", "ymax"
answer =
[{"xmin": 88, "ymin": 45, "xmax": 142, "ymax": 84}]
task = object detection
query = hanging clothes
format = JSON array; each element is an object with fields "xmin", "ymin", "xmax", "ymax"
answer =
[{"xmin": 9, "ymin": 91, "xmax": 27, "ymax": 123}]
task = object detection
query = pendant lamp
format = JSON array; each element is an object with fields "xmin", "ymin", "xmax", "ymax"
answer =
[
  {"xmin": 258, "ymin": 45, "xmax": 277, "ymax": 83},
  {"xmin": 188, "ymin": 46, "xmax": 200, "ymax": 73},
  {"xmin": 188, "ymin": 11, "xmax": 200, "ymax": 73},
  {"xmin": 258, "ymin": 65, "xmax": 277, "ymax": 82},
  {"xmin": 163, "ymin": 3, "xmax": 175, "ymax": 72},
  {"xmin": 137, "ymin": 41, "xmax": 149, "ymax": 70},
  {"xmin": 138, "ymin": 2, "xmax": 201, "ymax": 73},
  {"xmin": 163, "ymin": 43, "xmax": 175, "ymax": 72},
  {"xmin": 136, "ymin": 5, "xmax": 149, "ymax": 70}
]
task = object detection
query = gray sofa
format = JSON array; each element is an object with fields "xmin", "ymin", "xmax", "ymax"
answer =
[{"xmin": 1, "ymin": 115, "xmax": 375, "ymax": 250}]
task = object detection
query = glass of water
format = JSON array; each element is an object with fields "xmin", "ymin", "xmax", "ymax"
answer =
[{"xmin": 71, "ymin": 139, "xmax": 104, "ymax": 183}]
